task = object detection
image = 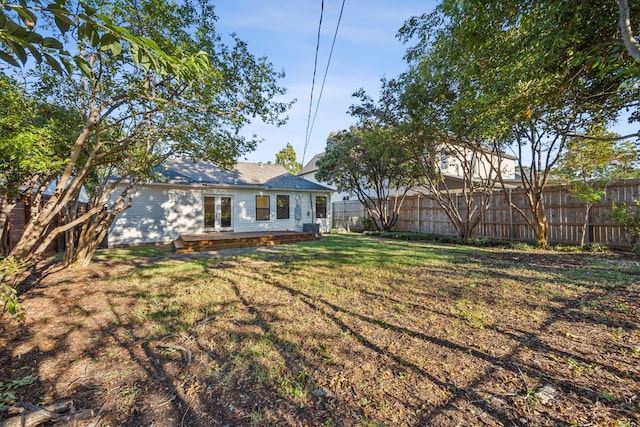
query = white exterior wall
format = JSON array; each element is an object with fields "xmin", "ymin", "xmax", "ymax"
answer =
[
  {"xmin": 108, "ymin": 184, "xmax": 331, "ymax": 247},
  {"xmin": 441, "ymin": 149, "xmax": 516, "ymax": 181}
]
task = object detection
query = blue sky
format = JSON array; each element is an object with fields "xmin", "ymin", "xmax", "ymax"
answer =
[
  {"xmin": 213, "ymin": 1, "xmax": 638, "ymax": 167},
  {"xmin": 213, "ymin": 1, "xmax": 437, "ymax": 166}
]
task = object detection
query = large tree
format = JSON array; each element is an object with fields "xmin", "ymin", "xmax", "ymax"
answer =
[
  {"xmin": 1, "ymin": 0, "xmax": 291, "ymax": 270},
  {"xmin": 400, "ymin": 52, "xmax": 506, "ymax": 240},
  {"xmin": 400, "ymin": 0, "xmax": 640, "ymax": 248},
  {"xmin": 316, "ymin": 126, "xmax": 417, "ymax": 232},
  {"xmin": 317, "ymin": 79, "xmax": 420, "ymax": 232}
]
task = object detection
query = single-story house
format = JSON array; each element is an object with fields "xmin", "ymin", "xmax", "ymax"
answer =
[{"xmin": 107, "ymin": 158, "xmax": 333, "ymax": 247}]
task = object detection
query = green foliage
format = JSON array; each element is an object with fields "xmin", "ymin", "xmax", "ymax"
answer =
[
  {"xmin": 0, "ymin": 374, "xmax": 41, "ymax": 410},
  {"xmin": 0, "ymin": 257, "xmax": 26, "ymax": 322},
  {"xmin": 1, "ymin": 0, "xmax": 291, "ymax": 270},
  {"xmin": 275, "ymin": 143, "xmax": 302, "ymax": 174},
  {"xmin": 551, "ymin": 126, "xmax": 639, "ymax": 245},
  {"xmin": 367, "ymin": 231, "xmax": 539, "ymax": 250},
  {"xmin": 0, "ymin": 0, "xmax": 207, "ymax": 79},
  {"xmin": 611, "ymin": 201, "xmax": 640, "ymax": 252},
  {"xmin": 317, "ymin": 79, "xmax": 420, "ymax": 232},
  {"xmin": 0, "ymin": 74, "xmax": 75, "ymax": 201},
  {"xmin": 553, "ymin": 127, "xmax": 640, "ymax": 200},
  {"xmin": 399, "ymin": 0, "xmax": 640, "ymax": 249}
]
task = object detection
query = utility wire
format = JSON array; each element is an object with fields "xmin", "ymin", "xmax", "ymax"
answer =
[
  {"xmin": 303, "ymin": 0, "xmax": 324, "ymax": 165},
  {"xmin": 306, "ymin": 0, "xmax": 346, "ymax": 162}
]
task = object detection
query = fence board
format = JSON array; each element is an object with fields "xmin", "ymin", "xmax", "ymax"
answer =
[{"xmin": 332, "ymin": 179, "xmax": 640, "ymax": 248}]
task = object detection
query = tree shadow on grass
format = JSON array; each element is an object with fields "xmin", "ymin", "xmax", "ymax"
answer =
[{"xmin": 2, "ymin": 237, "xmax": 638, "ymax": 426}]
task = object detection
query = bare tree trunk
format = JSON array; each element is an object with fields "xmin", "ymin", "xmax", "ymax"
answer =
[
  {"xmin": 535, "ymin": 215, "xmax": 549, "ymax": 249},
  {"xmin": 618, "ymin": 0, "xmax": 640, "ymax": 62},
  {"xmin": 66, "ymin": 186, "xmax": 133, "ymax": 267},
  {"xmin": 70, "ymin": 211, "xmax": 111, "ymax": 267},
  {"xmin": 0, "ymin": 199, "xmax": 16, "ymax": 256},
  {"xmin": 8, "ymin": 109, "xmax": 101, "ymax": 262},
  {"xmin": 31, "ymin": 204, "xmax": 103, "ymax": 260},
  {"xmin": 579, "ymin": 203, "xmax": 592, "ymax": 247},
  {"xmin": 530, "ymin": 192, "xmax": 549, "ymax": 249}
]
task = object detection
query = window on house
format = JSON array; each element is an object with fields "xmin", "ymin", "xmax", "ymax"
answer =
[
  {"xmin": 277, "ymin": 195, "xmax": 289, "ymax": 219},
  {"xmin": 204, "ymin": 196, "xmax": 215, "ymax": 227},
  {"xmin": 316, "ymin": 195, "xmax": 327, "ymax": 219},
  {"xmin": 256, "ymin": 195, "xmax": 270, "ymax": 221},
  {"xmin": 440, "ymin": 151, "xmax": 447, "ymax": 170}
]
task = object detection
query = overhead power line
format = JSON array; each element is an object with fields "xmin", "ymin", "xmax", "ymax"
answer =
[
  {"xmin": 308, "ymin": 0, "xmax": 346, "ymax": 155},
  {"xmin": 302, "ymin": 0, "xmax": 346, "ymax": 164},
  {"xmin": 303, "ymin": 0, "xmax": 324, "ymax": 165}
]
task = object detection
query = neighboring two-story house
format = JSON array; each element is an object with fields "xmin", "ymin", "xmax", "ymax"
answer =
[{"xmin": 299, "ymin": 147, "xmax": 518, "ymax": 200}]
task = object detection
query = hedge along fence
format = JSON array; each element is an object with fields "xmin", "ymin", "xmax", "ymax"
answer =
[{"xmin": 332, "ymin": 179, "xmax": 640, "ymax": 248}]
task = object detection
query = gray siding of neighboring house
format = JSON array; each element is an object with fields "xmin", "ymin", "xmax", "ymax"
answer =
[
  {"xmin": 107, "ymin": 184, "xmax": 331, "ymax": 247},
  {"xmin": 298, "ymin": 152, "xmax": 347, "ymax": 202}
]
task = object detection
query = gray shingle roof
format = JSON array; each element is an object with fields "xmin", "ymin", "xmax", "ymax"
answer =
[
  {"xmin": 298, "ymin": 152, "xmax": 323, "ymax": 176},
  {"xmin": 156, "ymin": 158, "xmax": 332, "ymax": 192}
]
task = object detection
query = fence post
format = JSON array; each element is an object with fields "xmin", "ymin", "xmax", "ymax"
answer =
[
  {"xmin": 416, "ymin": 195, "xmax": 420, "ymax": 233},
  {"xmin": 508, "ymin": 189, "xmax": 514, "ymax": 241}
]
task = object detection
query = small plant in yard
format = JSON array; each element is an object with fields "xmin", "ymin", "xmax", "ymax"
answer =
[
  {"xmin": 525, "ymin": 388, "xmax": 539, "ymax": 405},
  {"xmin": 317, "ymin": 343, "xmax": 332, "ymax": 363},
  {"xmin": 611, "ymin": 201, "xmax": 640, "ymax": 253},
  {"xmin": 451, "ymin": 299, "xmax": 487, "ymax": 329},
  {"xmin": 567, "ymin": 357, "xmax": 596, "ymax": 375},
  {"xmin": 277, "ymin": 369, "xmax": 309, "ymax": 399},
  {"xmin": 598, "ymin": 390, "xmax": 617, "ymax": 403},
  {"xmin": 0, "ymin": 257, "xmax": 26, "ymax": 323},
  {"xmin": 0, "ymin": 375, "xmax": 42, "ymax": 410},
  {"xmin": 249, "ymin": 407, "xmax": 263, "ymax": 426}
]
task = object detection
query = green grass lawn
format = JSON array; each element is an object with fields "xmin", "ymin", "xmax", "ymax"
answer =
[{"xmin": 3, "ymin": 234, "xmax": 639, "ymax": 426}]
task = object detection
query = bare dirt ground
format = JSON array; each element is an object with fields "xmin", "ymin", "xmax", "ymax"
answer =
[{"xmin": 1, "ymin": 237, "xmax": 639, "ymax": 426}]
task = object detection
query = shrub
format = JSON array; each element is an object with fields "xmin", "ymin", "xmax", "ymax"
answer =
[
  {"xmin": 366, "ymin": 231, "xmax": 538, "ymax": 250},
  {"xmin": 611, "ymin": 201, "xmax": 640, "ymax": 253},
  {"xmin": 1, "ymin": 257, "xmax": 25, "ymax": 323}
]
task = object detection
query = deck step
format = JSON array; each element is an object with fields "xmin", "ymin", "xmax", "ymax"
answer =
[{"xmin": 172, "ymin": 231, "xmax": 319, "ymax": 253}]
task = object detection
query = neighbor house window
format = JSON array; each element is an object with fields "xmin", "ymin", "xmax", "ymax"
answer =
[
  {"xmin": 468, "ymin": 155, "xmax": 477, "ymax": 176},
  {"xmin": 204, "ymin": 196, "xmax": 215, "ymax": 227},
  {"xmin": 440, "ymin": 151, "xmax": 447, "ymax": 170},
  {"xmin": 256, "ymin": 195, "xmax": 270, "ymax": 221},
  {"xmin": 277, "ymin": 195, "xmax": 289, "ymax": 219},
  {"xmin": 316, "ymin": 195, "xmax": 327, "ymax": 219}
]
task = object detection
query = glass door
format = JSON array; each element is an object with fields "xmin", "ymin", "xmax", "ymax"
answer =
[
  {"xmin": 220, "ymin": 196, "xmax": 232, "ymax": 229},
  {"xmin": 204, "ymin": 196, "xmax": 233, "ymax": 231}
]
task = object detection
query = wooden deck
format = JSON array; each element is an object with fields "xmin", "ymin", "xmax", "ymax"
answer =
[{"xmin": 172, "ymin": 230, "xmax": 320, "ymax": 252}]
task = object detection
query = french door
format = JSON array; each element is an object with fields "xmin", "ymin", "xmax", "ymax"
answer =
[{"xmin": 204, "ymin": 196, "xmax": 233, "ymax": 231}]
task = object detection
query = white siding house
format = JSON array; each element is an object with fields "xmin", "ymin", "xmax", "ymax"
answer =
[
  {"xmin": 107, "ymin": 159, "xmax": 332, "ymax": 247},
  {"xmin": 438, "ymin": 147, "xmax": 517, "ymax": 184}
]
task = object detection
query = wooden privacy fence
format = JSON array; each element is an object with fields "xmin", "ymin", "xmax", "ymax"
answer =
[{"xmin": 332, "ymin": 179, "xmax": 640, "ymax": 248}]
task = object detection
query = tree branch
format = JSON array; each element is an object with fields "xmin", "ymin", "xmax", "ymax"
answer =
[{"xmin": 618, "ymin": 0, "xmax": 640, "ymax": 62}]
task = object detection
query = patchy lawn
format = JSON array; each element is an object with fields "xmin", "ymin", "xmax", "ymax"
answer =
[{"xmin": 1, "ymin": 234, "xmax": 639, "ymax": 426}]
